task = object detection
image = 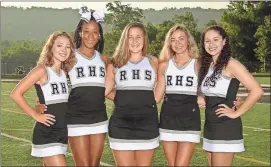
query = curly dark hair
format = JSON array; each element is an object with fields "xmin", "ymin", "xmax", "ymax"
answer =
[
  {"xmin": 197, "ymin": 25, "xmax": 231, "ymax": 94},
  {"xmin": 74, "ymin": 12, "xmax": 104, "ymax": 53}
]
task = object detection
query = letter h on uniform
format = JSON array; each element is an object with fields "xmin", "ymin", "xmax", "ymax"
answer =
[{"xmin": 51, "ymin": 83, "xmax": 67, "ymax": 95}]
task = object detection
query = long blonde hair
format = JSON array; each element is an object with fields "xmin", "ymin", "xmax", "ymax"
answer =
[
  {"xmin": 159, "ymin": 24, "xmax": 199, "ymax": 61},
  {"xmin": 37, "ymin": 31, "xmax": 76, "ymax": 72},
  {"xmin": 111, "ymin": 23, "xmax": 149, "ymax": 68}
]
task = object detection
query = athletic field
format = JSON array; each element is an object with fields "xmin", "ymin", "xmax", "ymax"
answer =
[{"xmin": 1, "ymin": 82, "xmax": 270, "ymax": 166}]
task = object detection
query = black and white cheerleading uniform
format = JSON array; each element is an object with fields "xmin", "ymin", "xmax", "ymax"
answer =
[
  {"xmin": 32, "ymin": 67, "xmax": 69, "ymax": 157},
  {"xmin": 67, "ymin": 50, "xmax": 108, "ymax": 136},
  {"xmin": 159, "ymin": 58, "xmax": 201, "ymax": 143},
  {"xmin": 201, "ymin": 66, "xmax": 244, "ymax": 152},
  {"xmin": 109, "ymin": 57, "xmax": 159, "ymax": 150}
]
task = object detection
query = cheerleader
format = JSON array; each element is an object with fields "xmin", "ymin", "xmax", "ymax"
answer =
[
  {"xmin": 198, "ymin": 25, "xmax": 263, "ymax": 166},
  {"xmin": 105, "ymin": 23, "xmax": 159, "ymax": 166},
  {"xmin": 155, "ymin": 24, "xmax": 201, "ymax": 166},
  {"xmin": 10, "ymin": 31, "xmax": 76, "ymax": 166},
  {"xmin": 35, "ymin": 7, "xmax": 110, "ymax": 166}
]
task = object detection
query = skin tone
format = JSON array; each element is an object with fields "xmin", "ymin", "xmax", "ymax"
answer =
[
  {"xmin": 10, "ymin": 35, "xmax": 72, "ymax": 166},
  {"xmin": 79, "ymin": 20, "xmax": 99, "ymax": 57},
  {"xmin": 203, "ymin": 29, "xmax": 263, "ymax": 166},
  {"xmin": 67, "ymin": 20, "xmax": 109, "ymax": 167},
  {"xmin": 36, "ymin": 20, "xmax": 110, "ymax": 167},
  {"xmin": 105, "ymin": 27, "xmax": 159, "ymax": 166},
  {"xmin": 154, "ymin": 29, "xmax": 197, "ymax": 166}
]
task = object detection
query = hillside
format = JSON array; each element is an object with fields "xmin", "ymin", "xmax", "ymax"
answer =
[{"xmin": 1, "ymin": 6, "xmax": 225, "ymax": 41}]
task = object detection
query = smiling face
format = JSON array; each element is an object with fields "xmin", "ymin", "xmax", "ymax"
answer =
[
  {"xmin": 80, "ymin": 20, "xmax": 100, "ymax": 49},
  {"xmin": 51, "ymin": 36, "xmax": 71, "ymax": 63},
  {"xmin": 170, "ymin": 29, "xmax": 189, "ymax": 55},
  {"xmin": 204, "ymin": 29, "xmax": 226, "ymax": 57},
  {"xmin": 128, "ymin": 27, "xmax": 144, "ymax": 54}
]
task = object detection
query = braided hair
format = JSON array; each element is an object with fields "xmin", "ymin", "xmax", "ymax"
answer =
[{"xmin": 74, "ymin": 12, "xmax": 104, "ymax": 53}]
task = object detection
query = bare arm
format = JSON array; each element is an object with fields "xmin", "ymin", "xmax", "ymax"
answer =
[
  {"xmin": 105, "ymin": 64, "xmax": 116, "ymax": 96},
  {"xmin": 195, "ymin": 59, "xmax": 206, "ymax": 108},
  {"xmin": 106, "ymin": 89, "xmax": 116, "ymax": 101},
  {"xmin": 101, "ymin": 55, "xmax": 116, "ymax": 100},
  {"xmin": 10, "ymin": 66, "xmax": 55, "ymax": 126},
  {"xmin": 154, "ymin": 61, "xmax": 167, "ymax": 104},
  {"xmin": 101, "ymin": 55, "xmax": 110, "ymax": 68},
  {"xmin": 229, "ymin": 59, "xmax": 263, "ymax": 116},
  {"xmin": 216, "ymin": 58, "xmax": 263, "ymax": 118},
  {"xmin": 197, "ymin": 96, "xmax": 206, "ymax": 108}
]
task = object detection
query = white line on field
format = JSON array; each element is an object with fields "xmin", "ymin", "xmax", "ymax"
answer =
[
  {"xmin": 1, "ymin": 133, "xmax": 32, "ymax": 143},
  {"xmin": 243, "ymin": 126, "xmax": 270, "ymax": 132},
  {"xmin": 1, "ymin": 132, "xmax": 113, "ymax": 166}
]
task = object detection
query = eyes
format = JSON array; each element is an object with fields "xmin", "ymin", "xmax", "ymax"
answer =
[
  {"xmin": 128, "ymin": 35, "xmax": 143, "ymax": 42},
  {"xmin": 82, "ymin": 30, "xmax": 99, "ymax": 35},
  {"xmin": 171, "ymin": 37, "xmax": 185, "ymax": 43},
  {"xmin": 205, "ymin": 38, "xmax": 220, "ymax": 43},
  {"xmin": 56, "ymin": 44, "xmax": 71, "ymax": 49}
]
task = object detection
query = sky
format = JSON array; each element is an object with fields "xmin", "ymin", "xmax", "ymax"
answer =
[{"xmin": 1, "ymin": 2, "xmax": 230, "ymax": 11}]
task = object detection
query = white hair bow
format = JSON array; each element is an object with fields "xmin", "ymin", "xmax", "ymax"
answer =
[{"xmin": 79, "ymin": 6, "xmax": 105, "ymax": 23}]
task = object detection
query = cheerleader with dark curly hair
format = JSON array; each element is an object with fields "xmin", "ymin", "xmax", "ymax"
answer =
[{"xmin": 198, "ymin": 25, "xmax": 263, "ymax": 166}]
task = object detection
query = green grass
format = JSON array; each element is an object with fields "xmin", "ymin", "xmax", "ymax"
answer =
[
  {"xmin": 1, "ymin": 82, "xmax": 270, "ymax": 166},
  {"xmin": 255, "ymin": 77, "xmax": 270, "ymax": 85},
  {"xmin": 252, "ymin": 72, "xmax": 270, "ymax": 75}
]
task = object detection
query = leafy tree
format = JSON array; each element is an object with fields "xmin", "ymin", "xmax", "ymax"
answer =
[
  {"xmin": 221, "ymin": 1, "xmax": 271, "ymax": 68},
  {"xmin": 145, "ymin": 22, "xmax": 158, "ymax": 44},
  {"xmin": 254, "ymin": 16, "xmax": 271, "ymax": 72},
  {"xmin": 106, "ymin": 1, "xmax": 144, "ymax": 30},
  {"xmin": 148, "ymin": 12, "xmax": 200, "ymax": 57},
  {"xmin": 149, "ymin": 20, "xmax": 174, "ymax": 57},
  {"xmin": 205, "ymin": 20, "xmax": 218, "ymax": 27},
  {"xmin": 172, "ymin": 12, "xmax": 200, "ymax": 42},
  {"xmin": 103, "ymin": 1, "xmax": 145, "ymax": 56}
]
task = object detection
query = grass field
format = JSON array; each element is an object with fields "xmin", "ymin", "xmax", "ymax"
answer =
[
  {"xmin": 255, "ymin": 77, "xmax": 270, "ymax": 85},
  {"xmin": 1, "ymin": 82, "xmax": 270, "ymax": 166}
]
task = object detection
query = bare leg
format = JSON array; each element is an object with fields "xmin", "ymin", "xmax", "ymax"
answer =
[
  {"xmin": 205, "ymin": 151, "xmax": 212, "ymax": 166},
  {"xmin": 112, "ymin": 150, "xmax": 136, "ymax": 166},
  {"xmin": 43, "ymin": 154, "xmax": 67, "ymax": 166},
  {"xmin": 135, "ymin": 149, "xmax": 155, "ymax": 166},
  {"xmin": 162, "ymin": 141, "xmax": 178, "ymax": 166},
  {"xmin": 68, "ymin": 135, "xmax": 90, "ymax": 166},
  {"xmin": 175, "ymin": 142, "xmax": 196, "ymax": 166},
  {"xmin": 89, "ymin": 133, "xmax": 106, "ymax": 166},
  {"xmin": 211, "ymin": 152, "xmax": 235, "ymax": 166}
]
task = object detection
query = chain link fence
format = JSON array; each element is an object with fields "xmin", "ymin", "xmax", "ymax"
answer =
[{"xmin": 1, "ymin": 62, "xmax": 36, "ymax": 78}]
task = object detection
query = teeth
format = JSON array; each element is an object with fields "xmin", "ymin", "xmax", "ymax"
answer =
[
  {"xmin": 87, "ymin": 41, "xmax": 94, "ymax": 44},
  {"xmin": 209, "ymin": 48, "xmax": 216, "ymax": 51}
]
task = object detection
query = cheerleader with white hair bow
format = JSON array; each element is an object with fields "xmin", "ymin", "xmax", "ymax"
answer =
[{"xmin": 35, "ymin": 6, "xmax": 111, "ymax": 166}]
